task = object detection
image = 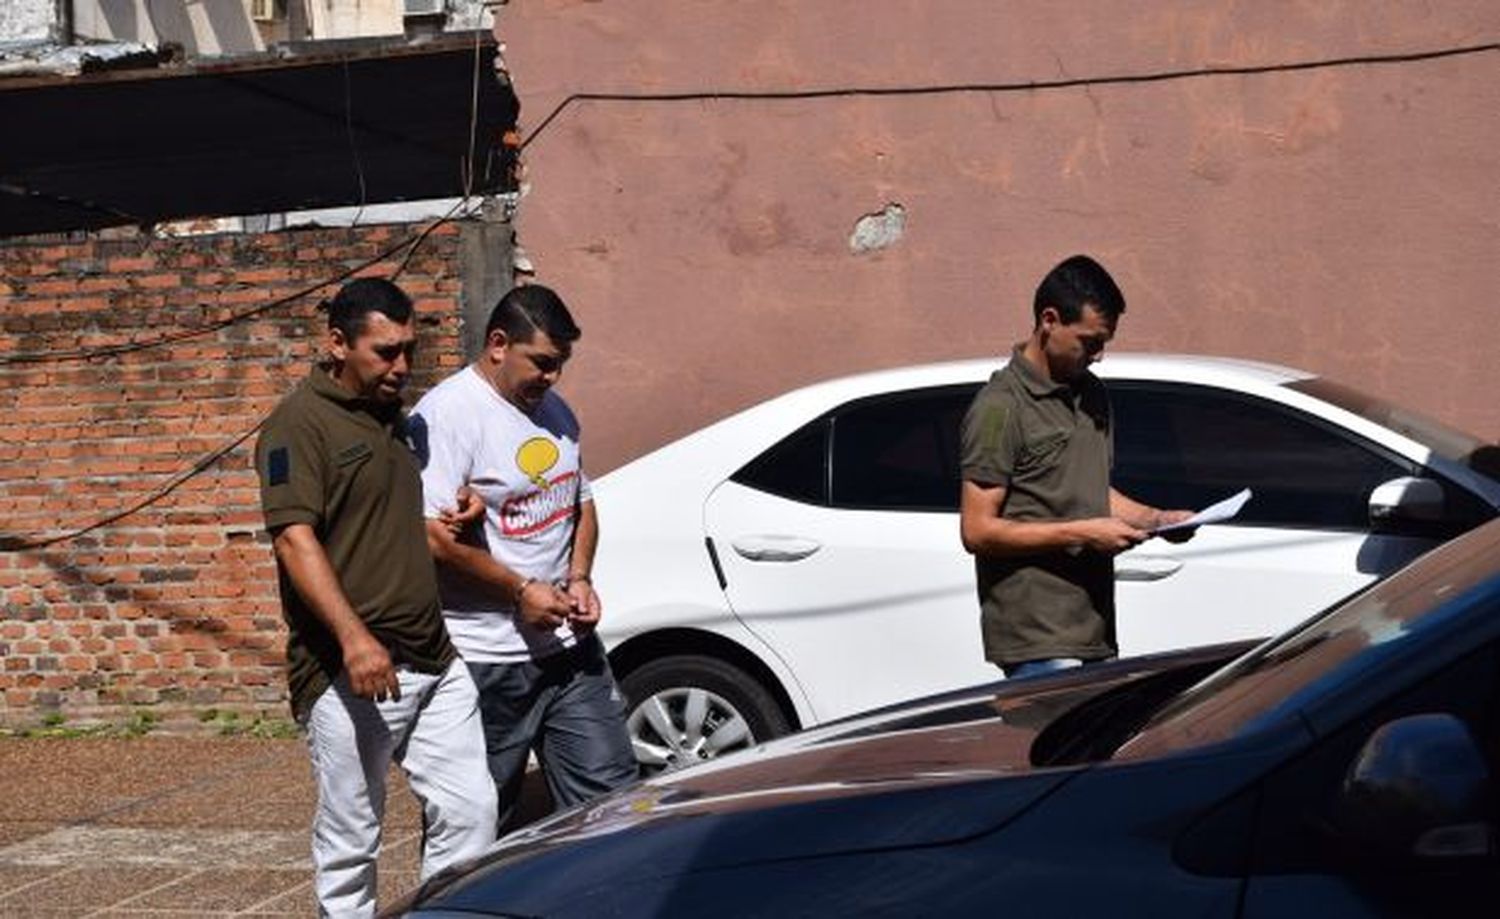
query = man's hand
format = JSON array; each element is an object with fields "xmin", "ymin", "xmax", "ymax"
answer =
[
  {"xmin": 517, "ymin": 580, "xmax": 575, "ymax": 631},
  {"xmin": 565, "ymin": 578, "xmax": 602, "ymax": 634},
  {"xmin": 343, "ymin": 631, "xmax": 400, "ymax": 703},
  {"xmin": 1152, "ymin": 509, "xmax": 1199, "ymax": 544},
  {"xmin": 437, "ymin": 485, "xmax": 485, "ymax": 536},
  {"xmin": 1076, "ymin": 517, "xmax": 1149, "ymax": 555}
]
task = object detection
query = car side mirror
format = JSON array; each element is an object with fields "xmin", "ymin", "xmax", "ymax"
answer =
[
  {"xmin": 1331, "ymin": 713, "xmax": 1495, "ymax": 860},
  {"xmin": 1368, "ymin": 476, "xmax": 1446, "ymax": 534}
]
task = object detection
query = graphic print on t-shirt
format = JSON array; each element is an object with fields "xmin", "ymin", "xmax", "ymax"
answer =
[
  {"xmin": 500, "ymin": 437, "xmax": 577, "ymax": 537},
  {"xmin": 516, "ymin": 436, "xmax": 560, "ymax": 486}
]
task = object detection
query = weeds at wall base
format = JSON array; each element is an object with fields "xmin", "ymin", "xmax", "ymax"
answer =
[{"xmin": 0, "ymin": 706, "xmax": 301, "ymax": 739}]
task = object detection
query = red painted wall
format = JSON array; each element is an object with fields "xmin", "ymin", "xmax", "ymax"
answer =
[{"xmin": 497, "ymin": 1, "xmax": 1500, "ymax": 473}]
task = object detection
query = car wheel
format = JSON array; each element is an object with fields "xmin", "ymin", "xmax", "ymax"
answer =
[{"xmin": 619, "ymin": 655, "xmax": 790, "ymax": 775}]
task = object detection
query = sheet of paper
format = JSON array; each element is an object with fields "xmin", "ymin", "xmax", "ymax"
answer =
[{"xmin": 1152, "ymin": 487, "xmax": 1252, "ymax": 533}]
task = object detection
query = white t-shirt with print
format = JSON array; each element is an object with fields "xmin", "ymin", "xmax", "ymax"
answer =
[{"xmin": 410, "ymin": 365, "xmax": 593, "ymax": 663}]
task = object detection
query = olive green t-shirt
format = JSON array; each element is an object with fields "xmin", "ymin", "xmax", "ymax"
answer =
[
  {"xmin": 959, "ymin": 345, "xmax": 1116, "ymax": 666},
  {"xmin": 255, "ymin": 369, "xmax": 455, "ymax": 721}
]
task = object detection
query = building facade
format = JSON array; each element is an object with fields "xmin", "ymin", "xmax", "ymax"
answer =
[
  {"xmin": 2, "ymin": 0, "xmax": 1497, "ymax": 726},
  {"xmin": 494, "ymin": 1, "xmax": 1500, "ymax": 473}
]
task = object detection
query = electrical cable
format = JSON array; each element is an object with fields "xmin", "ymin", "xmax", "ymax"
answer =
[
  {"xmin": 462, "ymin": 26, "xmax": 484, "ymax": 198},
  {"xmin": 1, "ymin": 204, "xmax": 470, "ymax": 550},
  {"xmin": 342, "ymin": 57, "xmax": 369, "ymax": 228},
  {"xmin": 393, "ymin": 195, "xmax": 479, "ymax": 280},
  {"xmin": 0, "ymin": 418, "xmax": 264, "ymax": 552},
  {"xmin": 1, "ymin": 33, "xmax": 505, "ymax": 548},
  {"xmin": 517, "ymin": 40, "xmax": 1500, "ymax": 152},
  {"xmin": 2, "ymin": 219, "xmax": 439, "ymax": 366}
]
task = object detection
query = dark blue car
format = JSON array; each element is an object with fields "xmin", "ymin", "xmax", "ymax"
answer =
[{"xmin": 388, "ymin": 518, "xmax": 1500, "ymax": 918}]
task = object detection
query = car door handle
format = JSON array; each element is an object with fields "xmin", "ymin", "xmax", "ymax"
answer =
[
  {"xmin": 730, "ymin": 535, "xmax": 822, "ymax": 562},
  {"xmin": 1115, "ymin": 556, "xmax": 1184, "ymax": 582}
]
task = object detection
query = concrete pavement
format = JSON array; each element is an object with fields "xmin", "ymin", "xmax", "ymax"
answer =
[{"xmin": 0, "ymin": 736, "xmax": 444, "ymax": 917}]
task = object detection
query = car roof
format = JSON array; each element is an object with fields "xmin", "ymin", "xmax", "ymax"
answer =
[
  {"xmin": 798, "ymin": 352, "xmax": 1312, "ymax": 397},
  {"xmin": 597, "ymin": 351, "xmax": 1499, "ymax": 515},
  {"xmin": 598, "ymin": 353, "xmax": 1316, "ymax": 488},
  {"xmin": 705, "ymin": 353, "xmax": 1315, "ymax": 436}
]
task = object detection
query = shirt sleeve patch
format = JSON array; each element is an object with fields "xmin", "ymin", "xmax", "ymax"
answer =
[
  {"xmin": 267, "ymin": 446, "xmax": 290, "ymax": 486},
  {"xmin": 959, "ymin": 391, "xmax": 1018, "ymax": 484},
  {"xmin": 976, "ymin": 402, "xmax": 1008, "ymax": 454}
]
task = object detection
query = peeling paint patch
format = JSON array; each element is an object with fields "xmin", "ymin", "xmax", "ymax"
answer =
[{"xmin": 849, "ymin": 203, "xmax": 906, "ymax": 255}]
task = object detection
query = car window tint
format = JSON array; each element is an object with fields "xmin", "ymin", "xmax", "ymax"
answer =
[
  {"xmin": 731, "ymin": 418, "xmax": 829, "ymax": 505},
  {"xmin": 1111, "ymin": 383, "xmax": 1414, "ymax": 530},
  {"xmin": 1436, "ymin": 478, "xmax": 1498, "ymax": 533},
  {"xmin": 829, "ymin": 386, "xmax": 977, "ymax": 512}
]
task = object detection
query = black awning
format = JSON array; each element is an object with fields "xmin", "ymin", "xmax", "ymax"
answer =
[{"xmin": 0, "ymin": 33, "xmax": 518, "ymax": 237}]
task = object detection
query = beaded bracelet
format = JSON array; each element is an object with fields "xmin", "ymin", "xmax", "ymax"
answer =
[{"xmin": 514, "ymin": 576, "xmax": 538, "ymax": 604}]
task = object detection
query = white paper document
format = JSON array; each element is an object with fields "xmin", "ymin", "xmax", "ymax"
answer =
[{"xmin": 1151, "ymin": 488, "xmax": 1252, "ymax": 533}]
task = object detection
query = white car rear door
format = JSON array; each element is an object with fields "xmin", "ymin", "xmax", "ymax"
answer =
[{"xmin": 704, "ymin": 385, "xmax": 993, "ymax": 723}]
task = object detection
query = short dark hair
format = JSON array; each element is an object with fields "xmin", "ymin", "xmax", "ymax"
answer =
[
  {"xmin": 1033, "ymin": 255, "xmax": 1126, "ymax": 325},
  {"xmin": 484, "ymin": 284, "xmax": 582, "ymax": 346},
  {"xmin": 325, "ymin": 278, "xmax": 414, "ymax": 341}
]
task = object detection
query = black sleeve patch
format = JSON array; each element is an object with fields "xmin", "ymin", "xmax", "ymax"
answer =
[{"xmin": 268, "ymin": 447, "xmax": 290, "ymax": 486}]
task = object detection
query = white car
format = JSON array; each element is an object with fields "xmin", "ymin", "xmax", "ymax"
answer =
[{"xmin": 592, "ymin": 355, "xmax": 1500, "ymax": 772}]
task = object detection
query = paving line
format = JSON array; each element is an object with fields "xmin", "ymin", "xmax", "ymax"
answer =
[
  {"xmin": 79, "ymin": 868, "xmax": 208, "ymax": 918},
  {"xmin": 65, "ymin": 749, "xmax": 301, "ymax": 829},
  {"xmin": 234, "ymin": 876, "xmax": 312, "ymax": 917},
  {"xmin": 74, "ymin": 910, "xmax": 252, "ymax": 917},
  {"xmin": 0, "ymin": 863, "xmax": 85, "ymax": 906}
]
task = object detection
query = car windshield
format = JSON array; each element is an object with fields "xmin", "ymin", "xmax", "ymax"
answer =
[
  {"xmin": 1111, "ymin": 520, "xmax": 1500, "ymax": 761},
  {"xmin": 1286, "ymin": 377, "xmax": 1500, "ymax": 482}
]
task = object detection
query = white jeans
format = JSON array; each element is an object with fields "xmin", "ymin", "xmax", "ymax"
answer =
[{"xmin": 305, "ymin": 658, "xmax": 498, "ymax": 918}]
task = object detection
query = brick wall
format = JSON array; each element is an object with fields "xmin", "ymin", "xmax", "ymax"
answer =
[{"xmin": 0, "ymin": 221, "xmax": 470, "ymax": 728}]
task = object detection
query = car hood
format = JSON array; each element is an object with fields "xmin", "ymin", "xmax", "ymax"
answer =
[{"xmin": 397, "ymin": 645, "xmax": 1248, "ymax": 916}]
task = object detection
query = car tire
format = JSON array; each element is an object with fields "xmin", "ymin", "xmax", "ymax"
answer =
[{"xmin": 619, "ymin": 655, "xmax": 791, "ymax": 775}]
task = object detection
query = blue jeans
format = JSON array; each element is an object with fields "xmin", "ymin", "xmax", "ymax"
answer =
[
  {"xmin": 1003, "ymin": 657, "xmax": 1086, "ymax": 680},
  {"xmin": 466, "ymin": 634, "xmax": 639, "ymax": 831}
]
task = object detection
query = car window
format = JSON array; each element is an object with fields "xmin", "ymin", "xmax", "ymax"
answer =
[
  {"xmin": 1111, "ymin": 383, "xmax": 1416, "ymax": 531},
  {"xmin": 1287, "ymin": 376, "xmax": 1496, "ymax": 479},
  {"xmin": 730, "ymin": 417, "xmax": 829, "ymax": 505},
  {"xmin": 829, "ymin": 385, "xmax": 977, "ymax": 512}
]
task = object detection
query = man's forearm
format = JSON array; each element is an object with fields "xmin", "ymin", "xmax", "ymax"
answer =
[
  {"xmin": 961, "ymin": 515, "xmax": 1093, "ymax": 557},
  {"xmin": 273, "ymin": 525, "xmax": 376, "ymax": 647},
  {"xmin": 425, "ymin": 519, "xmax": 528, "ymax": 598},
  {"xmin": 961, "ymin": 480, "xmax": 1091, "ymax": 556},
  {"xmin": 961, "ymin": 481, "xmax": 1146, "ymax": 558},
  {"xmin": 273, "ymin": 523, "xmax": 398, "ymax": 700}
]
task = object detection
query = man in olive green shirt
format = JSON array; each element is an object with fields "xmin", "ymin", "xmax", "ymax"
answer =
[
  {"xmin": 959, "ymin": 255, "xmax": 1194, "ymax": 679},
  {"xmin": 256, "ymin": 278, "xmax": 496, "ymax": 917}
]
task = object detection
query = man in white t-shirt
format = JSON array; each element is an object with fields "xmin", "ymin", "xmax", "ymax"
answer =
[{"xmin": 410, "ymin": 284, "xmax": 637, "ymax": 830}]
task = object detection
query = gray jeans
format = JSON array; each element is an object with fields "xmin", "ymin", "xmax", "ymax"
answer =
[
  {"xmin": 466, "ymin": 634, "xmax": 639, "ymax": 831},
  {"xmin": 304, "ymin": 660, "xmax": 497, "ymax": 918}
]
